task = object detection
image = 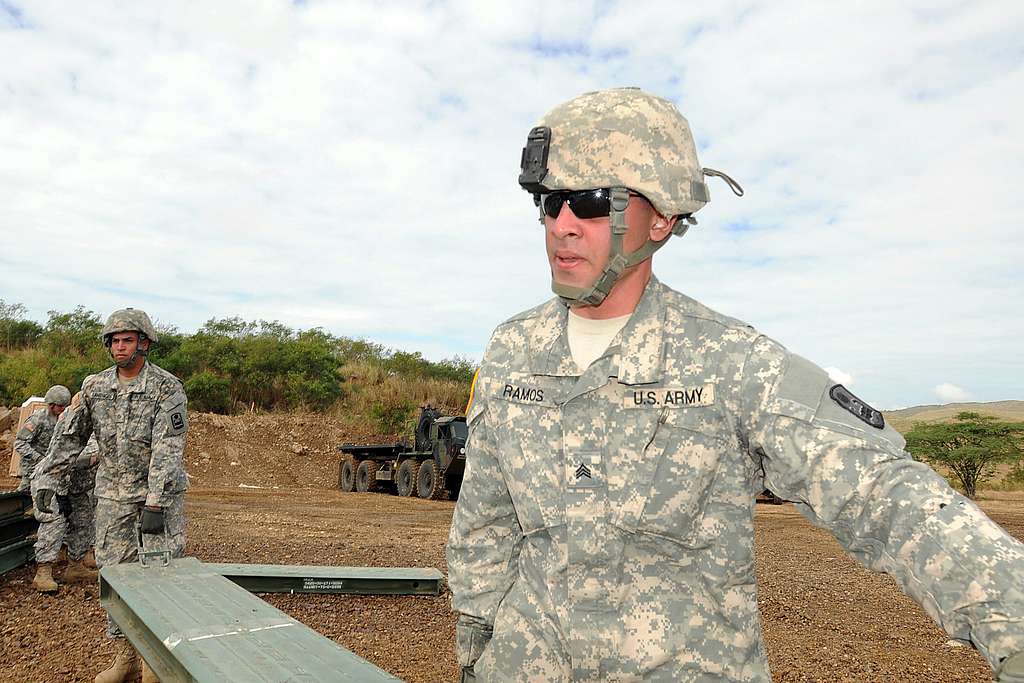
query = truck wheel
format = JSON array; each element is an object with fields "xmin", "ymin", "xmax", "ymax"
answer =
[
  {"xmin": 356, "ymin": 460, "xmax": 381, "ymax": 493},
  {"xmin": 416, "ymin": 460, "xmax": 445, "ymax": 500},
  {"xmin": 396, "ymin": 460, "xmax": 420, "ymax": 497},
  {"xmin": 339, "ymin": 457, "xmax": 358, "ymax": 492}
]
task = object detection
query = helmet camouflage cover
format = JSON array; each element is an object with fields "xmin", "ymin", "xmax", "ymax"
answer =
[
  {"xmin": 528, "ymin": 87, "xmax": 709, "ymax": 217},
  {"xmin": 43, "ymin": 385, "xmax": 72, "ymax": 406},
  {"xmin": 99, "ymin": 308, "xmax": 159, "ymax": 344}
]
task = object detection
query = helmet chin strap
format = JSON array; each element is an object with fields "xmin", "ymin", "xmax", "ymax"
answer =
[{"xmin": 550, "ymin": 187, "xmax": 697, "ymax": 307}]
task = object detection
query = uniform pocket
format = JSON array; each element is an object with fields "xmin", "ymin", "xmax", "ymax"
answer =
[{"xmin": 632, "ymin": 409, "xmax": 727, "ymax": 547}]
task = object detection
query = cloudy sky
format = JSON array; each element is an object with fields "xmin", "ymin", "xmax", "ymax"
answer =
[{"xmin": 1, "ymin": 1, "xmax": 1021, "ymax": 409}]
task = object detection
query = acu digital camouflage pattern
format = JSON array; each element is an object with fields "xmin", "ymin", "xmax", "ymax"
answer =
[
  {"xmin": 31, "ymin": 434, "xmax": 98, "ymax": 563},
  {"xmin": 99, "ymin": 307, "xmax": 159, "ymax": 343},
  {"xmin": 537, "ymin": 88, "xmax": 708, "ymax": 217},
  {"xmin": 35, "ymin": 361, "xmax": 188, "ymax": 506},
  {"xmin": 447, "ymin": 276, "xmax": 1024, "ymax": 682},
  {"xmin": 14, "ymin": 409, "xmax": 58, "ymax": 491}
]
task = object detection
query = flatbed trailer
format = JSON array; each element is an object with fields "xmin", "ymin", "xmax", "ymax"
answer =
[{"xmin": 338, "ymin": 411, "xmax": 467, "ymax": 500}]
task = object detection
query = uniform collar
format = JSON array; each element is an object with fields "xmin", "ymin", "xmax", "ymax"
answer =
[
  {"xmin": 531, "ymin": 275, "xmax": 666, "ymax": 385},
  {"xmin": 102, "ymin": 361, "xmax": 150, "ymax": 394}
]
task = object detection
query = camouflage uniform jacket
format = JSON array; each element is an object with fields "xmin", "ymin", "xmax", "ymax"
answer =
[
  {"xmin": 14, "ymin": 409, "xmax": 57, "ymax": 485},
  {"xmin": 34, "ymin": 362, "xmax": 188, "ymax": 507},
  {"xmin": 446, "ymin": 276, "xmax": 1024, "ymax": 682}
]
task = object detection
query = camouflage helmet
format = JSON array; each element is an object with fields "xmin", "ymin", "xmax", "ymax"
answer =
[
  {"xmin": 99, "ymin": 308, "xmax": 159, "ymax": 344},
  {"xmin": 520, "ymin": 87, "xmax": 710, "ymax": 217},
  {"xmin": 43, "ymin": 385, "xmax": 72, "ymax": 407}
]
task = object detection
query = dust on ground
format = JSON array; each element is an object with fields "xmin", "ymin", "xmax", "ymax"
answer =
[{"xmin": 1, "ymin": 411, "xmax": 1022, "ymax": 682}]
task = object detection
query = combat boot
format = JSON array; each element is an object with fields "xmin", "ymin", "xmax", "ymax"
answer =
[
  {"xmin": 94, "ymin": 639, "xmax": 139, "ymax": 683},
  {"xmin": 63, "ymin": 558, "xmax": 98, "ymax": 584},
  {"xmin": 32, "ymin": 563, "xmax": 58, "ymax": 593},
  {"xmin": 82, "ymin": 548, "xmax": 98, "ymax": 569},
  {"xmin": 141, "ymin": 660, "xmax": 160, "ymax": 683}
]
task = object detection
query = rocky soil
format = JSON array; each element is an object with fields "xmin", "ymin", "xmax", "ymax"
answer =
[{"xmin": 1, "ymin": 411, "xmax": 1022, "ymax": 682}]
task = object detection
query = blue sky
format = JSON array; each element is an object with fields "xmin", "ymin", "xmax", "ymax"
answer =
[{"xmin": 1, "ymin": 1, "xmax": 1022, "ymax": 409}]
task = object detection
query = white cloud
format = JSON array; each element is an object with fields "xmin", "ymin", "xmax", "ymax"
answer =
[
  {"xmin": 825, "ymin": 367, "xmax": 853, "ymax": 386},
  {"xmin": 934, "ymin": 383, "xmax": 974, "ymax": 403},
  {"xmin": 0, "ymin": 1, "xmax": 1022, "ymax": 408}
]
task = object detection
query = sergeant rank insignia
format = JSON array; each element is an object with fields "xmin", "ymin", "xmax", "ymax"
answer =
[{"xmin": 830, "ymin": 384, "xmax": 885, "ymax": 429}]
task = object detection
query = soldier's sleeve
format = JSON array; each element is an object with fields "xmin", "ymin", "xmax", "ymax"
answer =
[
  {"xmin": 33, "ymin": 399, "xmax": 93, "ymax": 496},
  {"xmin": 739, "ymin": 335, "xmax": 1024, "ymax": 673},
  {"xmin": 446, "ymin": 370, "xmax": 524, "ymax": 671},
  {"xmin": 147, "ymin": 383, "xmax": 188, "ymax": 508},
  {"xmin": 14, "ymin": 413, "xmax": 48, "ymax": 463}
]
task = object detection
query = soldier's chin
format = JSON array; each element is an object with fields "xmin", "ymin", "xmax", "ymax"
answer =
[{"xmin": 114, "ymin": 357, "xmax": 134, "ymax": 368}]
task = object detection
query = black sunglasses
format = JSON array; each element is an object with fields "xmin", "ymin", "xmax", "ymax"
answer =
[{"xmin": 538, "ymin": 189, "xmax": 644, "ymax": 220}]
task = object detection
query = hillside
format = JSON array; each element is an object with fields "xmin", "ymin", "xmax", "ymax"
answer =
[{"xmin": 884, "ymin": 400, "xmax": 1024, "ymax": 433}]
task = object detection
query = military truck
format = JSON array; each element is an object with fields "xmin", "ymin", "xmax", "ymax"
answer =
[{"xmin": 338, "ymin": 407, "xmax": 468, "ymax": 500}]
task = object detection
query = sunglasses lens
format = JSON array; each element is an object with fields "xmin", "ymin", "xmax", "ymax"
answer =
[
  {"xmin": 568, "ymin": 189, "xmax": 610, "ymax": 219},
  {"xmin": 541, "ymin": 189, "xmax": 611, "ymax": 220},
  {"xmin": 541, "ymin": 193, "xmax": 565, "ymax": 218}
]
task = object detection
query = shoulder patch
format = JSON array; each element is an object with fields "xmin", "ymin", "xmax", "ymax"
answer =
[
  {"xmin": 829, "ymin": 384, "xmax": 884, "ymax": 430},
  {"xmin": 166, "ymin": 409, "xmax": 187, "ymax": 436}
]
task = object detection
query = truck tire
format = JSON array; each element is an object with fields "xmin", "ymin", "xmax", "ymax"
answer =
[
  {"xmin": 416, "ymin": 459, "xmax": 445, "ymax": 500},
  {"xmin": 339, "ymin": 457, "xmax": 358, "ymax": 492},
  {"xmin": 396, "ymin": 459, "xmax": 420, "ymax": 497},
  {"xmin": 356, "ymin": 460, "xmax": 381, "ymax": 493}
]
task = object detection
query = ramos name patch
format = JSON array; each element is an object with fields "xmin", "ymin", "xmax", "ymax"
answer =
[
  {"xmin": 830, "ymin": 384, "xmax": 884, "ymax": 429},
  {"xmin": 623, "ymin": 383, "xmax": 715, "ymax": 408}
]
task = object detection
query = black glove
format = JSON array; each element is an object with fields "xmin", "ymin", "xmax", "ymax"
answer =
[
  {"xmin": 34, "ymin": 489, "xmax": 55, "ymax": 514},
  {"xmin": 140, "ymin": 506, "xmax": 165, "ymax": 534},
  {"xmin": 56, "ymin": 494, "xmax": 72, "ymax": 518}
]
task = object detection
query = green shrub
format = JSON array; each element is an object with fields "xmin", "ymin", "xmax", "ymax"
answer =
[{"xmin": 184, "ymin": 371, "xmax": 232, "ymax": 414}]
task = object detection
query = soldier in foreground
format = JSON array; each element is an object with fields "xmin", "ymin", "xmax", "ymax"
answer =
[
  {"xmin": 446, "ymin": 88, "xmax": 1024, "ymax": 682},
  {"xmin": 29, "ymin": 389, "xmax": 100, "ymax": 593},
  {"xmin": 13, "ymin": 384, "xmax": 71, "ymax": 492},
  {"xmin": 34, "ymin": 308, "xmax": 189, "ymax": 683}
]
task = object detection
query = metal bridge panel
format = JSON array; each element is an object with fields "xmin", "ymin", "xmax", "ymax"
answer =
[
  {"xmin": 207, "ymin": 563, "xmax": 443, "ymax": 595},
  {"xmin": 100, "ymin": 557, "xmax": 401, "ymax": 682}
]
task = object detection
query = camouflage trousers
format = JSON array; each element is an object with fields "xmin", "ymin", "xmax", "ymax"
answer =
[
  {"xmin": 95, "ymin": 495, "xmax": 186, "ymax": 639},
  {"xmin": 32, "ymin": 490, "xmax": 96, "ymax": 563}
]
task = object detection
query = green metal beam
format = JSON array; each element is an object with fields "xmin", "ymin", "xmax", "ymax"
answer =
[
  {"xmin": 0, "ymin": 515, "xmax": 37, "ymax": 546},
  {"xmin": 0, "ymin": 538, "xmax": 34, "ymax": 575},
  {"xmin": 100, "ymin": 557, "xmax": 401, "ymax": 682},
  {"xmin": 207, "ymin": 563, "xmax": 443, "ymax": 595},
  {"xmin": 0, "ymin": 490, "xmax": 31, "ymax": 519}
]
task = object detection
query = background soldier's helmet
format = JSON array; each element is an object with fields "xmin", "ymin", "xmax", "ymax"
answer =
[
  {"xmin": 529, "ymin": 87, "xmax": 710, "ymax": 217},
  {"xmin": 43, "ymin": 385, "xmax": 72, "ymax": 407},
  {"xmin": 99, "ymin": 308, "xmax": 159, "ymax": 346}
]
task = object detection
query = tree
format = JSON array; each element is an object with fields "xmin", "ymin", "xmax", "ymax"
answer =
[{"xmin": 905, "ymin": 412, "xmax": 1024, "ymax": 498}]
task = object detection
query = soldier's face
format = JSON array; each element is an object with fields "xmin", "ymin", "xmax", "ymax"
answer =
[
  {"xmin": 544, "ymin": 193, "xmax": 662, "ymax": 290},
  {"xmin": 49, "ymin": 404, "xmax": 65, "ymax": 417},
  {"xmin": 110, "ymin": 332, "xmax": 149, "ymax": 363}
]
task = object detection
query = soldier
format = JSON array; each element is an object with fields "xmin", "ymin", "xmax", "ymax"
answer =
[
  {"xmin": 446, "ymin": 88, "xmax": 1024, "ymax": 683},
  {"xmin": 13, "ymin": 384, "xmax": 71, "ymax": 492},
  {"xmin": 34, "ymin": 308, "xmax": 188, "ymax": 683},
  {"xmin": 29, "ymin": 389, "xmax": 99, "ymax": 593}
]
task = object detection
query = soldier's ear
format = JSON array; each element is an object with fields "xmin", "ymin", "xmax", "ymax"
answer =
[{"xmin": 650, "ymin": 214, "xmax": 676, "ymax": 243}]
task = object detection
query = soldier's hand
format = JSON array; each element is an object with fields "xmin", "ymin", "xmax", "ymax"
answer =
[
  {"xmin": 999, "ymin": 651, "xmax": 1024, "ymax": 682},
  {"xmin": 140, "ymin": 506, "xmax": 165, "ymax": 534},
  {"xmin": 34, "ymin": 489, "xmax": 55, "ymax": 514},
  {"xmin": 56, "ymin": 494, "xmax": 72, "ymax": 517}
]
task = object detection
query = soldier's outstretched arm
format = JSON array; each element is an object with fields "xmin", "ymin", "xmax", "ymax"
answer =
[
  {"xmin": 740, "ymin": 335, "xmax": 1024, "ymax": 677},
  {"xmin": 446, "ymin": 373, "xmax": 525, "ymax": 678},
  {"xmin": 146, "ymin": 385, "xmax": 188, "ymax": 508}
]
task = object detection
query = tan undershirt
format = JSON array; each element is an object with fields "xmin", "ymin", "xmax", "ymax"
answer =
[{"xmin": 567, "ymin": 309, "xmax": 632, "ymax": 373}]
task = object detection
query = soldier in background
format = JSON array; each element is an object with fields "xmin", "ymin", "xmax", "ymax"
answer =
[
  {"xmin": 29, "ymin": 388, "xmax": 99, "ymax": 593},
  {"xmin": 13, "ymin": 384, "xmax": 71, "ymax": 492},
  {"xmin": 446, "ymin": 88, "xmax": 1024, "ymax": 682},
  {"xmin": 34, "ymin": 308, "xmax": 188, "ymax": 683}
]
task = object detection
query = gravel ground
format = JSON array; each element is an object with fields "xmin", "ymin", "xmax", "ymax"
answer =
[{"xmin": 1, "ymin": 413, "xmax": 1021, "ymax": 682}]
